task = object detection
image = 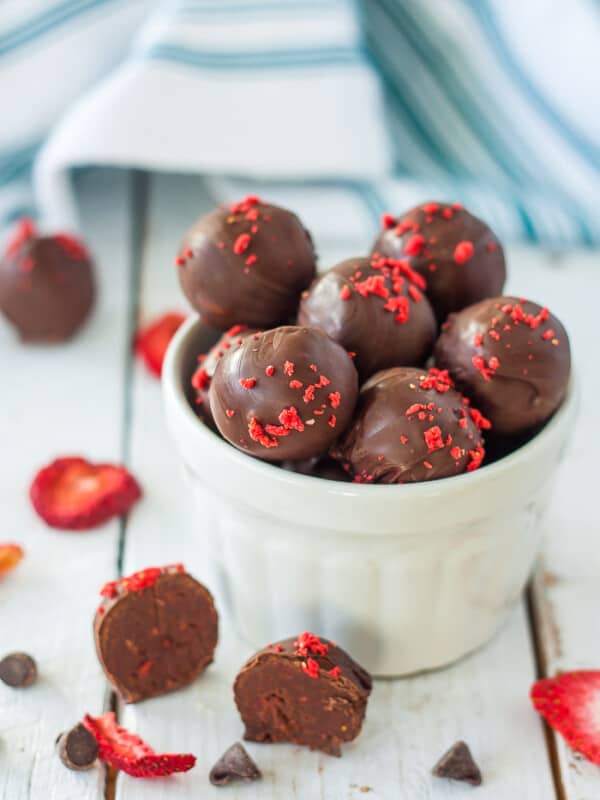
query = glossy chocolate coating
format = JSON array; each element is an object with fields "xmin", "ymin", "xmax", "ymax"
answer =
[
  {"xmin": 191, "ymin": 325, "xmax": 260, "ymax": 427},
  {"xmin": 234, "ymin": 634, "xmax": 372, "ymax": 756},
  {"xmin": 0, "ymin": 221, "xmax": 95, "ymax": 342},
  {"xmin": 94, "ymin": 567, "xmax": 218, "ymax": 703},
  {"xmin": 297, "ymin": 256, "xmax": 436, "ymax": 380},
  {"xmin": 280, "ymin": 455, "xmax": 351, "ymax": 482},
  {"xmin": 210, "ymin": 326, "xmax": 359, "ymax": 461},
  {"xmin": 177, "ymin": 197, "xmax": 316, "ymax": 329},
  {"xmin": 371, "ymin": 202, "xmax": 506, "ymax": 323},
  {"xmin": 434, "ymin": 296, "xmax": 571, "ymax": 436},
  {"xmin": 332, "ymin": 367, "xmax": 487, "ymax": 483}
]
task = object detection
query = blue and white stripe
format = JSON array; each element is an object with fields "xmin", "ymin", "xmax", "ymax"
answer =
[{"xmin": 1, "ymin": 0, "xmax": 599, "ymax": 248}]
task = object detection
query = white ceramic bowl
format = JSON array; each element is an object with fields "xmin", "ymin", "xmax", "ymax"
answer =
[{"xmin": 163, "ymin": 315, "xmax": 577, "ymax": 677}]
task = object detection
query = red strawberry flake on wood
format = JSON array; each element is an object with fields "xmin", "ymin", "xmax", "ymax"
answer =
[
  {"xmin": 82, "ymin": 712, "xmax": 196, "ymax": 778},
  {"xmin": 0, "ymin": 544, "xmax": 24, "ymax": 576},
  {"xmin": 134, "ymin": 312, "xmax": 186, "ymax": 378},
  {"xmin": 531, "ymin": 671, "xmax": 600, "ymax": 765},
  {"xmin": 30, "ymin": 457, "xmax": 141, "ymax": 530}
]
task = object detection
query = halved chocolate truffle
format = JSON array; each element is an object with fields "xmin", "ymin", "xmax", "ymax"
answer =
[
  {"xmin": 0, "ymin": 219, "xmax": 95, "ymax": 342},
  {"xmin": 371, "ymin": 202, "xmax": 505, "ymax": 323},
  {"xmin": 434, "ymin": 296, "xmax": 571, "ymax": 436},
  {"xmin": 190, "ymin": 325, "xmax": 260, "ymax": 427},
  {"xmin": 297, "ymin": 255, "xmax": 436, "ymax": 380},
  {"xmin": 209, "ymin": 325, "xmax": 359, "ymax": 461},
  {"xmin": 95, "ymin": 564, "xmax": 218, "ymax": 703},
  {"xmin": 177, "ymin": 196, "xmax": 316, "ymax": 329},
  {"xmin": 234, "ymin": 632, "xmax": 372, "ymax": 757},
  {"xmin": 332, "ymin": 367, "xmax": 489, "ymax": 483}
]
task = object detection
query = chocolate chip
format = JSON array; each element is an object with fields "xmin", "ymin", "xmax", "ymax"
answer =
[
  {"xmin": 209, "ymin": 742, "xmax": 261, "ymax": 786},
  {"xmin": 0, "ymin": 652, "xmax": 37, "ymax": 687},
  {"xmin": 56, "ymin": 724, "xmax": 98, "ymax": 771},
  {"xmin": 432, "ymin": 740, "xmax": 482, "ymax": 786}
]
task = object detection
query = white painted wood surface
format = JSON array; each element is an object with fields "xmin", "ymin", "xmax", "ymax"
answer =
[
  {"xmin": 1, "ymin": 171, "xmax": 598, "ymax": 800},
  {"xmin": 0, "ymin": 169, "xmax": 132, "ymax": 800},
  {"xmin": 523, "ymin": 251, "xmax": 600, "ymax": 800}
]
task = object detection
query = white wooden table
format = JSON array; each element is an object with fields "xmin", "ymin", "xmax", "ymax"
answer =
[{"xmin": 1, "ymin": 170, "xmax": 599, "ymax": 800}]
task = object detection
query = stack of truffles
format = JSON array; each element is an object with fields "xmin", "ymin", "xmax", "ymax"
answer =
[{"xmin": 177, "ymin": 197, "xmax": 571, "ymax": 484}]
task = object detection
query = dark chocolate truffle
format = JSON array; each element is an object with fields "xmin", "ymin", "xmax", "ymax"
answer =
[
  {"xmin": 209, "ymin": 325, "xmax": 359, "ymax": 461},
  {"xmin": 233, "ymin": 632, "xmax": 372, "ymax": 757},
  {"xmin": 190, "ymin": 325, "xmax": 260, "ymax": 427},
  {"xmin": 0, "ymin": 219, "xmax": 95, "ymax": 342},
  {"xmin": 95, "ymin": 564, "xmax": 218, "ymax": 703},
  {"xmin": 371, "ymin": 202, "xmax": 506, "ymax": 322},
  {"xmin": 332, "ymin": 367, "xmax": 489, "ymax": 483},
  {"xmin": 280, "ymin": 456, "xmax": 351, "ymax": 482},
  {"xmin": 297, "ymin": 255, "xmax": 436, "ymax": 380},
  {"xmin": 434, "ymin": 296, "xmax": 571, "ymax": 436},
  {"xmin": 177, "ymin": 196, "xmax": 316, "ymax": 329}
]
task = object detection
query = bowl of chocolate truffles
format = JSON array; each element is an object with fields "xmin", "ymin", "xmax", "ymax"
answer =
[{"xmin": 163, "ymin": 196, "xmax": 575, "ymax": 677}]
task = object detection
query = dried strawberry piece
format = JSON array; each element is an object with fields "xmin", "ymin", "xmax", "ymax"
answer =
[
  {"xmin": 531, "ymin": 671, "xmax": 600, "ymax": 765},
  {"xmin": 82, "ymin": 712, "xmax": 196, "ymax": 778},
  {"xmin": 30, "ymin": 457, "xmax": 141, "ymax": 530},
  {"xmin": 0, "ymin": 544, "xmax": 24, "ymax": 576},
  {"xmin": 134, "ymin": 312, "xmax": 186, "ymax": 378}
]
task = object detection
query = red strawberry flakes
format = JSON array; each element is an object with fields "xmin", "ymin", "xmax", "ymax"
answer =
[
  {"xmin": 134, "ymin": 312, "xmax": 186, "ymax": 378},
  {"xmin": 0, "ymin": 544, "xmax": 24, "ymax": 576},
  {"xmin": 83, "ymin": 712, "xmax": 196, "ymax": 778},
  {"xmin": 531, "ymin": 671, "xmax": 600, "ymax": 765},
  {"xmin": 30, "ymin": 457, "xmax": 141, "ymax": 530}
]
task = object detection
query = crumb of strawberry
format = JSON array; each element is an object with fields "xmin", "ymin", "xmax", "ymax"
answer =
[
  {"xmin": 30, "ymin": 457, "xmax": 141, "ymax": 530},
  {"xmin": 531, "ymin": 671, "xmax": 600, "ymax": 765},
  {"xmin": 134, "ymin": 312, "xmax": 186, "ymax": 378},
  {"xmin": 82, "ymin": 712, "xmax": 196, "ymax": 777},
  {"xmin": 0, "ymin": 544, "xmax": 24, "ymax": 576}
]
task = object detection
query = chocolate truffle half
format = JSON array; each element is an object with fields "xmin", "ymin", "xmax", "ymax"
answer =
[
  {"xmin": 434, "ymin": 296, "xmax": 571, "ymax": 436},
  {"xmin": 372, "ymin": 202, "xmax": 506, "ymax": 323},
  {"xmin": 298, "ymin": 255, "xmax": 436, "ymax": 380},
  {"xmin": 95, "ymin": 564, "xmax": 218, "ymax": 703},
  {"xmin": 0, "ymin": 219, "xmax": 95, "ymax": 342},
  {"xmin": 177, "ymin": 196, "xmax": 316, "ymax": 329},
  {"xmin": 234, "ymin": 632, "xmax": 372, "ymax": 757},
  {"xmin": 209, "ymin": 325, "xmax": 359, "ymax": 461},
  {"xmin": 332, "ymin": 367, "xmax": 489, "ymax": 483},
  {"xmin": 191, "ymin": 325, "xmax": 260, "ymax": 427}
]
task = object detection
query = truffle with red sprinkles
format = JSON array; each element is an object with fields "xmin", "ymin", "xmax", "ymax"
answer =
[
  {"xmin": 191, "ymin": 325, "xmax": 260, "ymax": 427},
  {"xmin": 233, "ymin": 632, "xmax": 372, "ymax": 756},
  {"xmin": 94, "ymin": 564, "xmax": 218, "ymax": 703},
  {"xmin": 0, "ymin": 218, "xmax": 95, "ymax": 342},
  {"xmin": 209, "ymin": 325, "xmax": 359, "ymax": 461},
  {"xmin": 371, "ymin": 202, "xmax": 506, "ymax": 323},
  {"xmin": 332, "ymin": 367, "xmax": 488, "ymax": 483},
  {"xmin": 176, "ymin": 196, "xmax": 316, "ymax": 329},
  {"xmin": 434, "ymin": 296, "xmax": 571, "ymax": 435},
  {"xmin": 297, "ymin": 255, "xmax": 436, "ymax": 380}
]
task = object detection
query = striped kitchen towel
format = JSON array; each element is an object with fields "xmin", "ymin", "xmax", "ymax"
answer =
[{"xmin": 2, "ymin": 0, "xmax": 599, "ymax": 249}]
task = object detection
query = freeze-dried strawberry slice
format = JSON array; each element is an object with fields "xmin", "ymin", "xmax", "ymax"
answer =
[
  {"xmin": 0, "ymin": 544, "xmax": 24, "ymax": 576},
  {"xmin": 134, "ymin": 312, "xmax": 186, "ymax": 377},
  {"xmin": 531, "ymin": 671, "xmax": 600, "ymax": 764},
  {"xmin": 82, "ymin": 712, "xmax": 196, "ymax": 778},
  {"xmin": 30, "ymin": 457, "xmax": 141, "ymax": 530}
]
